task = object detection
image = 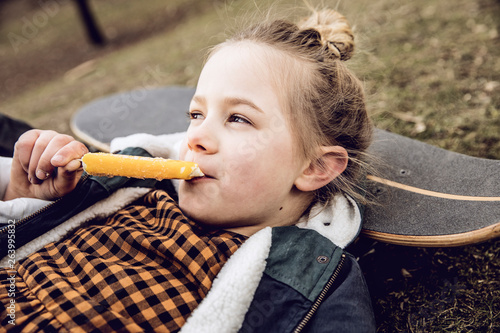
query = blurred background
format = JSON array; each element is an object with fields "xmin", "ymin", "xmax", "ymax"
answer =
[{"xmin": 1, "ymin": 0, "xmax": 499, "ymax": 331}]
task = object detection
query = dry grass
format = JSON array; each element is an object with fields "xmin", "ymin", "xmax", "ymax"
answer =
[{"xmin": 1, "ymin": 0, "xmax": 499, "ymax": 331}]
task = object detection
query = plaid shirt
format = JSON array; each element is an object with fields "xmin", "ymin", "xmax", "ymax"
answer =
[{"xmin": 0, "ymin": 190, "xmax": 246, "ymax": 332}]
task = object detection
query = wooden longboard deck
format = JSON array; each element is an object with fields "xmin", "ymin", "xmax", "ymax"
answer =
[
  {"xmin": 71, "ymin": 87, "xmax": 500, "ymax": 247},
  {"xmin": 363, "ymin": 129, "xmax": 500, "ymax": 247}
]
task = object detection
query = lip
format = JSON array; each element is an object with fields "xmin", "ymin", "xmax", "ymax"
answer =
[
  {"xmin": 191, "ymin": 162, "xmax": 215, "ymax": 179},
  {"xmin": 187, "ymin": 174, "xmax": 216, "ymax": 183},
  {"xmin": 185, "ymin": 159, "xmax": 216, "ymax": 181}
]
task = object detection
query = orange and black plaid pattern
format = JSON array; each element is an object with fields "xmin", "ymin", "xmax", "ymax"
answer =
[{"xmin": 0, "ymin": 190, "xmax": 246, "ymax": 332}]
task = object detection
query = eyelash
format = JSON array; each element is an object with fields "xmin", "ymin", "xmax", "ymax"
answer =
[
  {"xmin": 187, "ymin": 111, "xmax": 253, "ymax": 125},
  {"xmin": 228, "ymin": 114, "xmax": 252, "ymax": 125},
  {"xmin": 187, "ymin": 111, "xmax": 202, "ymax": 120}
]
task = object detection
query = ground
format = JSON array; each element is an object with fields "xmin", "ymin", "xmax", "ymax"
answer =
[{"xmin": 1, "ymin": 0, "xmax": 499, "ymax": 331}]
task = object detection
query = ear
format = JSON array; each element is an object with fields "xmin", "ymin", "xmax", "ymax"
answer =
[{"xmin": 294, "ymin": 146, "xmax": 348, "ymax": 192}]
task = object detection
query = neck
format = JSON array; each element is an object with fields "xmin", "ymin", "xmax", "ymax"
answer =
[{"xmin": 225, "ymin": 190, "xmax": 314, "ymax": 237}]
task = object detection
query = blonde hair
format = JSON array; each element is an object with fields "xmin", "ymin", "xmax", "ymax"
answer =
[{"xmin": 212, "ymin": 9, "xmax": 373, "ymax": 205}]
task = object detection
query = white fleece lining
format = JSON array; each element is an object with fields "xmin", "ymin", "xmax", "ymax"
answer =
[
  {"xmin": 297, "ymin": 193, "xmax": 361, "ymax": 249},
  {"xmin": 0, "ymin": 187, "xmax": 151, "ymax": 267},
  {"xmin": 180, "ymin": 227, "xmax": 273, "ymax": 333}
]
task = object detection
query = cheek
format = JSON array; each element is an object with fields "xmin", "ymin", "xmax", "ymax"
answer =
[
  {"xmin": 178, "ymin": 138, "xmax": 188, "ymax": 160},
  {"xmin": 223, "ymin": 145, "xmax": 296, "ymax": 197},
  {"xmin": 231, "ymin": 127, "xmax": 296, "ymax": 169}
]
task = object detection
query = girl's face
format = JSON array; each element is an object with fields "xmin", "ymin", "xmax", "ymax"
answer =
[{"xmin": 178, "ymin": 42, "xmax": 312, "ymax": 235}]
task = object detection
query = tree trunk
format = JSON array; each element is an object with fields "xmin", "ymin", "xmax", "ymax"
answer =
[{"xmin": 75, "ymin": 0, "xmax": 105, "ymax": 46}]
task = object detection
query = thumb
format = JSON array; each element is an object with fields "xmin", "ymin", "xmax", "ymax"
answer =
[{"xmin": 51, "ymin": 159, "xmax": 84, "ymax": 198}]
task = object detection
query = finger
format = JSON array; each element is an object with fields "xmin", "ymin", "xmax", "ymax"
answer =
[
  {"xmin": 14, "ymin": 129, "xmax": 42, "ymax": 175},
  {"xmin": 28, "ymin": 130, "xmax": 61, "ymax": 184},
  {"xmin": 35, "ymin": 134, "xmax": 82, "ymax": 182},
  {"xmin": 50, "ymin": 140, "xmax": 88, "ymax": 168},
  {"xmin": 51, "ymin": 156, "xmax": 87, "ymax": 199},
  {"xmin": 50, "ymin": 141, "xmax": 88, "ymax": 196},
  {"xmin": 56, "ymin": 159, "xmax": 84, "ymax": 185},
  {"xmin": 64, "ymin": 159, "xmax": 84, "ymax": 173}
]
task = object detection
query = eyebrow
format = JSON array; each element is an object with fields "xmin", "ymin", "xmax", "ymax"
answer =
[
  {"xmin": 224, "ymin": 97, "xmax": 264, "ymax": 114},
  {"xmin": 191, "ymin": 95, "xmax": 206, "ymax": 106},
  {"xmin": 191, "ymin": 95, "xmax": 264, "ymax": 113}
]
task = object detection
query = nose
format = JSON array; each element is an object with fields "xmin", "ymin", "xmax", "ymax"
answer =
[{"xmin": 186, "ymin": 121, "xmax": 218, "ymax": 154}]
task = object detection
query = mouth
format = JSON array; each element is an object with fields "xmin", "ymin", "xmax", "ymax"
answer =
[
  {"xmin": 186, "ymin": 160, "xmax": 215, "ymax": 181},
  {"xmin": 187, "ymin": 174, "xmax": 216, "ymax": 182}
]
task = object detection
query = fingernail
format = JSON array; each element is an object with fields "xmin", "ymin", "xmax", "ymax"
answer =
[{"xmin": 36, "ymin": 169, "xmax": 50, "ymax": 180}]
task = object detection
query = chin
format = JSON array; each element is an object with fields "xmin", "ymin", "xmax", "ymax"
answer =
[
  {"xmin": 178, "ymin": 203, "xmax": 238, "ymax": 229},
  {"xmin": 178, "ymin": 199, "xmax": 212, "ymax": 224}
]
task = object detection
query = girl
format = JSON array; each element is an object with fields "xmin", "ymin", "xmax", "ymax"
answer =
[{"xmin": 1, "ymin": 8, "xmax": 375, "ymax": 332}]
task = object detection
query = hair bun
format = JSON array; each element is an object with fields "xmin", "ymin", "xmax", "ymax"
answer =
[{"xmin": 298, "ymin": 9, "xmax": 355, "ymax": 60}]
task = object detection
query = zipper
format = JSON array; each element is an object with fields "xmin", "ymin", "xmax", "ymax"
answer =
[
  {"xmin": 0, "ymin": 173, "xmax": 90, "ymax": 235},
  {"xmin": 1, "ymin": 198, "xmax": 62, "ymax": 235},
  {"xmin": 293, "ymin": 253, "xmax": 347, "ymax": 333}
]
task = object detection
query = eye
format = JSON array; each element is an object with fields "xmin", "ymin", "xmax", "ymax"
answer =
[
  {"xmin": 187, "ymin": 111, "xmax": 204, "ymax": 120},
  {"xmin": 227, "ymin": 114, "xmax": 252, "ymax": 125}
]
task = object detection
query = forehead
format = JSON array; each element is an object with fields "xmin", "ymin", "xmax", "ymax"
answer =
[
  {"xmin": 204, "ymin": 42, "xmax": 308, "ymax": 102},
  {"xmin": 202, "ymin": 42, "xmax": 276, "ymax": 84},
  {"xmin": 209, "ymin": 41, "xmax": 312, "ymax": 95},
  {"xmin": 196, "ymin": 43, "xmax": 284, "ymax": 109}
]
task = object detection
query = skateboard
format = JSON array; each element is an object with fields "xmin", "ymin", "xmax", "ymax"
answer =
[
  {"xmin": 71, "ymin": 87, "xmax": 500, "ymax": 247},
  {"xmin": 71, "ymin": 86, "xmax": 193, "ymax": 152},
  {"xmin": 363, "ymin": 129, "xmax": 499, "ymax": 247}
]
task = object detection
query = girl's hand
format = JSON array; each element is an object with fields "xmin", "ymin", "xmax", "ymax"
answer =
[{"xmin": 3, "ymin": 130, "xmax": 89, "ymax": 201}]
